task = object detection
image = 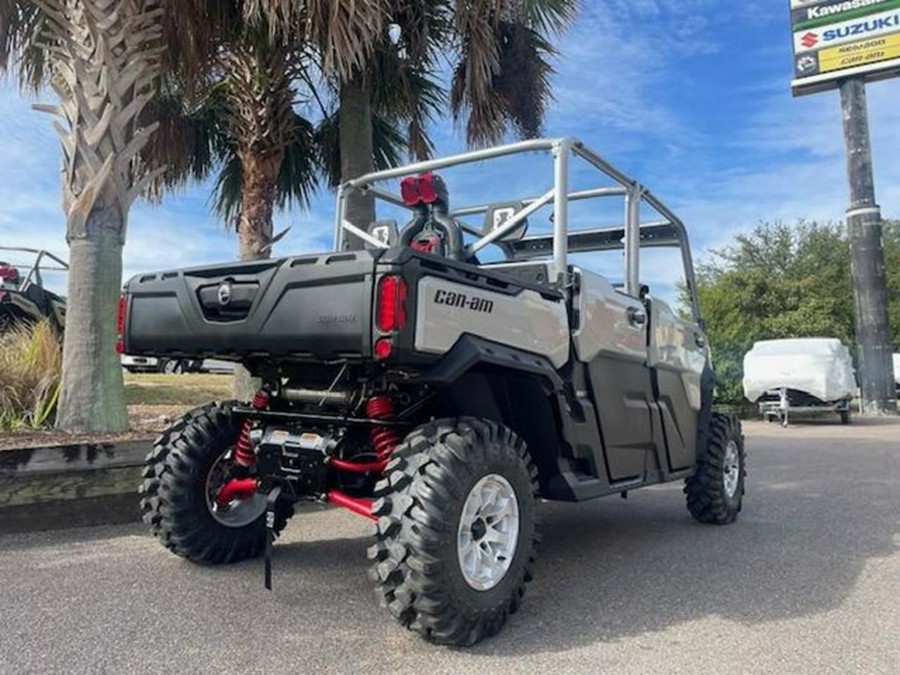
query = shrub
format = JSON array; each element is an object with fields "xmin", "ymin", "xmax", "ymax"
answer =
[{"xmin": 0, "ymin": 320, "xmax": 62, "ymax": 430}]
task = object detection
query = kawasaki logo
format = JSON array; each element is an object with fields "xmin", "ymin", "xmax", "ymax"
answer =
[{"xmin": 807, "ymin": 0, "xmax": 884, "ymax": 20}]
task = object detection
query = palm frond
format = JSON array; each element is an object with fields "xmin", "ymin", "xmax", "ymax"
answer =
[
  {"xmin": 140, "ymin": 77, "xmax": 229, "ymax": 197},
  {"xmin": 210, "ymin": 143, "xmax": 243, "ymax": 226},
  {"xmin": 369, "ymin": 41, "xmax": 445, "ymax": 159},
  {"xmin": 157, "ymin": 0, "xmax": 241, "ymax": 90},
  {"xmin": 386, "ymin": 0, "xmax": 453, "ymax": 63},
  {"xmin": 520, "ymin": 0, "xmax": 578, "ymax": 35},
  {"xmin": 211, "ymin": 111, "xmax": 320, "ymax": 226},
  {"xmin": 0, "ymin": 0, "xmax": 50, "ymax": 91},
  {"xmin": 246, "ymin": 0, "xmax": 387, "ymax": 81},
  {"xmin": 493, "ymin": 20, "xmax": 555, "ymax": 139},
  {"xmin": 451, "ymin": 0, "xmax": 576, "ymax": 145}
]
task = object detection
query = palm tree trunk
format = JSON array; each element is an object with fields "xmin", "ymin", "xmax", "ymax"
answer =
[
  {"xmin": 233, "ymin": 148, "xmax": 282, "ymax": 399},
  {"xmin": 35, "ymin": 0, "xmax": 162, "ymax": 432},
  {"xmin": 56, "ymin": 221, "xmax": 128, "ymax": 432},
  {"xmin": 237, "ymin": 151, "xmax": 282, "ymax": 261},
  {"xmin": 340, "ymin": 74, "xmax": 376, "ymax": 250}
]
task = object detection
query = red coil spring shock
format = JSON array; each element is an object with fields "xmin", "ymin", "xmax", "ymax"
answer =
[
  {"xmin": 233, "ymin": 389, "xmax": 270, "ymax": 467},
  {"xmin": 366, "ymin": 394, "xmax": 403, "ymax": 463}
]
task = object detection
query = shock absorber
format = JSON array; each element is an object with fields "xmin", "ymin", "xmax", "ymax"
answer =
[
  {"xmin": 233, "ymin": 389, "xmax": 270, "ymax": 468},
  {"xmin": 366, "ymin": 394, "xmax": 403, "ymax": 463}
]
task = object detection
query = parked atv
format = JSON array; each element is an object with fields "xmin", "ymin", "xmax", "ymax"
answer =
[
  {"xmin": 0, "ymin": 247, "xmax": 67, "ymax": 333},
  {"xmin": 128, "ymin": 138, "xmax": 745, "ymax": 646}
]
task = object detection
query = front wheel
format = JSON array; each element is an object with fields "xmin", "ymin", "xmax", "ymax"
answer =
[
  {"xmin": 685, "ymin": 413, "xmax": 745, "ymax": 525},
  {"xmin": 369, "ymin": 418, "xmax": 538, "ymax": 646},
  {"xmin": 139, "ymin": 401, "xmax": 292, "ymax": 564}
]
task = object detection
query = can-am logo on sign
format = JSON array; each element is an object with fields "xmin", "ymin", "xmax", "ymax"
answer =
[{"xmin": 801, "ymin": 31, "xmax": 820, "ymax": 48}]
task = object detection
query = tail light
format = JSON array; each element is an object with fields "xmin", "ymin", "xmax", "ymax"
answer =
[
  {"xmin": 115, "ymin": 295, "xmax": 127, "ymax": 354},
  {"xmin": 400, "ymin": 176, "xmax": 421, "ymax": 206},
  {"xmin": 399, "ymin": 173, "xmax": 445, "ymax": 207},
  {"xmin": 376, "ymin": 275, "xmax": 407, "ymax": 332},
  {"xmin": 417, "ymin": 172, "xmax": 439, "ymax": 203}
]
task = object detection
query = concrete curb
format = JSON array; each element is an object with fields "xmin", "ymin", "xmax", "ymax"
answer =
[{"xmin": 0, "ymin": 440, "xmax": 153, "ymax": 534}]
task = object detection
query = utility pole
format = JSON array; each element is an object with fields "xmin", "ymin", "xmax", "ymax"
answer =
[{"xmin": 838, "ymin": 78, "xmax": 897, "ymax": 415}]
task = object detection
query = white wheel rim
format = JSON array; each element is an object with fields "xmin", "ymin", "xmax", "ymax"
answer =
[
  {"xmin": 457, "ymin": 474, "xmax": 520, "ymax": 591},
  {"xmin": 723, "ymin": 440, "xmax": 740, "ymax": 498},
  {"xmin": 205, "ymin": 450, "xmax": 267, "ymax": 528}
]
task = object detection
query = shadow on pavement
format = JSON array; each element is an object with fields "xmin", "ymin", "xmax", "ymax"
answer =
[{"xmin": 1, "ymin": 425, "xmax": 897, "ymax": 661}]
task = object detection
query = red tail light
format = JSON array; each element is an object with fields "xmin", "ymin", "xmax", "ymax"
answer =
[
  {"xmin": 417, "ymin": 172, "xmax": 439, "ymax": 204},
  {"xmin": 115, "ymin": 295, "xmax": 127, "ymax": 354},
  {"xmin": 400, "ymin": 176, "xmax": 420, "ymax": 206},
  {"xmin": 376, "ymin": 275, "xmax": 407, "ymax": 332},
  {"xmin": 400, "ymin": 173, "xmax": 444, "ymax": 206}
]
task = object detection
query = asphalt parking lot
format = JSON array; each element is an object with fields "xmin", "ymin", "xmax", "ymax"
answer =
[{"xmin": 1, "ymin": 418, "xmax": 898, "ymax": 674}]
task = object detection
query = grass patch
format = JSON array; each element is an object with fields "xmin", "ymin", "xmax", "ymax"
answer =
[
  {"xmin": 124, "ymin": 372, "xmax": 233, "ymax": 406},
  {"xmin": 0, "ymin": 320, "xmax": 62, "ymax": 430}
]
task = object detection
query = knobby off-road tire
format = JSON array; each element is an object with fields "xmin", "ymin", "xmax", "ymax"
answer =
[
  {"xmin": 369, "ymin": 418, "xmax": 538, "ymax": 646},
  {"xmin": 139, "ymin": 401, "xmax": 292, "ymax": 564},
  {"xmin": 685, "ymin": 413, "xmax": 745, "ymax": 525}
]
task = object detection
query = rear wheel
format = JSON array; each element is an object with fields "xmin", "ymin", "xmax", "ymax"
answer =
[
  {"xmin": 139, "ymin": 401, "xmax": 292, "ymax": 564},
  {"xmin": 160, "ymin": 358, "xmax": 184, "ymax": 374},
  {"xmin": 369, "ymin": 418, "xmax": 538, "ymax": 646},
  {"xmin": 685, "ymin": 413, "xmax": 745, "ymax": 525}
]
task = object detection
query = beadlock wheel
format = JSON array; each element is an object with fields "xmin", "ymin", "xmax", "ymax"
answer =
[
  {"xmin": 369, "ymin": 418, "xmax": 538, "ymax": 646},
  {"xmin": 205, "ymin": 450, "xmax": 268, "ymax": 528},
  {"xmin": 457, "ymin": 474, "xmax": 520, "ymax": 591},
  {"xmin": 722, "ymin": 440, "xmax": 740, "ymax": 499}
]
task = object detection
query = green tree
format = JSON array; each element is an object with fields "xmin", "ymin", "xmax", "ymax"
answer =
[
  {"xmin": 695, "ymin": 220, "xmax": 899, "ymax": 404},
  {"xmin": 0, "ymin": 0, "xmax": 186, "ymax": 432},
  {"xmin": 250, "ymin": 0, "xmax": 578, "ymax": 243}
]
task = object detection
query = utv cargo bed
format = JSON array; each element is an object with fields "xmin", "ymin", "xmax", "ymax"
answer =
[{"xmin": 124, "ymin": 251, "xmax": 378, "ymax": 360}]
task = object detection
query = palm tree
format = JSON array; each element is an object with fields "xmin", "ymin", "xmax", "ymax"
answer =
[
  {"xmin": 0, "ymin": 0, "xmax": 259, "ymax": 432},
  {"xmin": 0, "ymin": 0, "xmax": 168, "ymax": 432},
  {"xmin": 248, "ymin": 0, "xmax": 577, "ymax": 245}
]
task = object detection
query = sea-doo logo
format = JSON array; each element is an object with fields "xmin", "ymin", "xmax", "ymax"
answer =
[
  {"xmin": 801, "ymin": 31, "xmax": 820, "ymax": 48},
  {"xmin": 433, "ymin": 289, "xmax": 494, "ymax": 314},
  {"xmin": 217, "ymin": 280, "xmax": 232, "ymax": 306}
]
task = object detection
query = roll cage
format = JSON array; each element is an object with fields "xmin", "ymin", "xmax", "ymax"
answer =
[
  {"xmin": 334, "ymin": 137, "xmax": 702, "ymax": 325},
  {"xmin": 0, "ymin": 246, "xmax": 68, "ymax": 292}
]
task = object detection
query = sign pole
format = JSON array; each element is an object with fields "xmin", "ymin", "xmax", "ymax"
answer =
[{"xmin": 838, "ymin": 77, "xmax": 897, "ymax": 414}]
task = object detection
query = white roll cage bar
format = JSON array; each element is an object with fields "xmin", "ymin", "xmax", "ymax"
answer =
[{"xmin": 334, "ymin": 137, "xmax": 701, "ymax": 324}]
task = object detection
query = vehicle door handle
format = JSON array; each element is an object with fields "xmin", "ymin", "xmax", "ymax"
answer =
[{"xmin": 627, "ymin": 307, "xmax": 647, "ymax": 328}]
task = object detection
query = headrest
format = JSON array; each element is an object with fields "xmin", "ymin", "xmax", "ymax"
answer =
[
  {"xmin": 367, "ymin": 220, "xmax": 399, "ymax": 248},
  {"xmin": 483, "ymin": 202, "xmax": 528, "ymax": 241}
]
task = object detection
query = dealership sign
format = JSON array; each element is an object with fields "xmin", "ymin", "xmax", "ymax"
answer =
[{"xmin": 791, "ymin": 0, "xmax": 900, "ymax": 94}]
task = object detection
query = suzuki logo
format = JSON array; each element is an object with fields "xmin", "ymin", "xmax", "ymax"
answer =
[
  {"xmin": 800, "ymin": 32, "xmax": 819, "ymax": 49},
  {"xmin": 217, "ymin": 280, "xmax": 233, "ymax": 306}
]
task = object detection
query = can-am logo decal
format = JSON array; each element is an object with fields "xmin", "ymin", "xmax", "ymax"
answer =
[{"xmin": 433, "ymin": 289, "xmax": 494, "ymax": 314}]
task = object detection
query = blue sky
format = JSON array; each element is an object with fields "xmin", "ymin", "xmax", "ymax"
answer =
[{"xmin": 1, "ymin": 0, "xmax": 899, "ymax": 295}]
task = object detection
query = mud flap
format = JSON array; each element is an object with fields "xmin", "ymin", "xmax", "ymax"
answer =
[{"xmin": 264, "ymin": 485, "xmax": 282, "ymax": 591}]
